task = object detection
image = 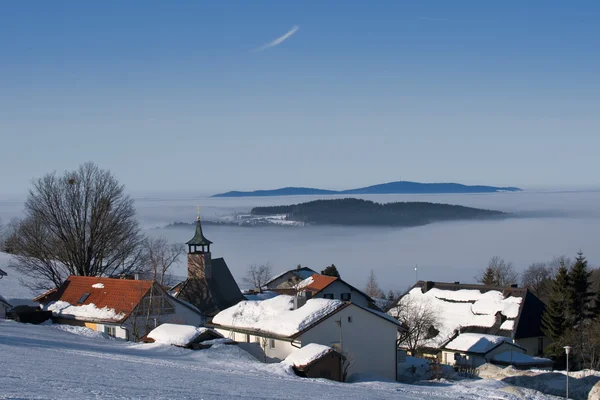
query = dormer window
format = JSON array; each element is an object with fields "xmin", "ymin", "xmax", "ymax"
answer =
[{"xmin": 341, "ymin": 293, "xmax": 351, "ymax": 301}]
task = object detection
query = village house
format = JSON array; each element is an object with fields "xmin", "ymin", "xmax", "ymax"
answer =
[
  {"xmin": 35, "ymin": 275, "xmax": 204, "ymax": 340},
  {"xmin": 174, "ymin": 215, "xmax": 244, "ymax": 316},
  {"xmin": 0, "ymin": 294, "xmax": 11, "ymax": 319},
  {"xmin": 390, "ymin": 281, "xmax": 550, "ymax": 360},
  {"xmin": 283, "ymin": 343, "xmax": 344, "ymax": 381},
  {"xmin": 295, "ymin": 273, "xmax": 379, "ymax": 309},
  {"xmin": 208, "ymin": 294, "xmax": 401, "ymax": 381},
  {"xmin": 264, "ymin": 266, "xmax": 316, "ymax": 291}
]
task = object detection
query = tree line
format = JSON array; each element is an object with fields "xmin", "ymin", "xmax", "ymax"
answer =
[{"xmin": 251, "ymin": 198, "xmax": 506, "ymax": 227}]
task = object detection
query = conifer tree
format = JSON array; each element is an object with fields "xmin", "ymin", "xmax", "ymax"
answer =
[
  {"xmin": 480, "ymin": 266, "xmax": 497, "ymax": 285},
  {"xmin": 569, "ymin": 251, "xmax": 593, "ymax": 326},
  {"xmin": 321, "ymin": 264, "xmax": 340, "ymax": 278},
  {"xmin": 542, "ymin": 262, "xmax": 572, "ymax": 340}
]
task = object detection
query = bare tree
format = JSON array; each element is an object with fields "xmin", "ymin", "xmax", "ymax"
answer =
[
  {"xmin": 391, "ymin": 296, "xmax": 440, "ymax": 356},
  {"xmin": 10, "ymin": 162, "xmax": 146, "ymax": 289},
  {"xmin": 521, "ymin": 262, "xmax": 554, "ymax": 301},
  {"xmin": 475, "ymin": 256, "xmax": 519, "ymax": 287},
  {"xmin": 364, "ymin": 269, "xmax": 384, "ymax": 298},
  {"xmin": 244, "ymin": 263, "xmax": 273, "ymax": 293},
  {"xmin": 143, "ymin": 237, "xmax": 185, "ymax": 286}
]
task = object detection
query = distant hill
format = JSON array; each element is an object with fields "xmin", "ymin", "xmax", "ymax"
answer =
[
  {"xmin": 212, "ymin": 181, "xmax": 522, "ymax": 197},
  {"xmin": 251, "ymin": 198, "xmax": 507, "ymax": 227}
]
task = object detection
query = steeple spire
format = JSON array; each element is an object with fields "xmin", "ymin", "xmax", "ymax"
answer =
[{"xmin": 186, "ymin": 206, "xmax": 213, "ymax": 254}]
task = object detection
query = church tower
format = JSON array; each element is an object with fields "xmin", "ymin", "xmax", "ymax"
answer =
[{"xmin": 186, "ymin": 209, "xmax": 213, "ymax": 279}]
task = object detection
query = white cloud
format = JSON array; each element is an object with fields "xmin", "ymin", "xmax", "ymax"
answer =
[{"xmin": 253, "ymin": 25, "xmax": 299, "ymax": 52}]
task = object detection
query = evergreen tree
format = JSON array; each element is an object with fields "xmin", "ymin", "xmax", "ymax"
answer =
[
  {"xmin": 479, "ymin": 266, "xmax": 497, "ymax": 285},
  {"xmin": 542, "ymin": 263, "xmax": 572, "ymax": 340},
  {"xmin": 321, "ymin": 264, "xmax": 340, "ymax": 278},
  {"xmin": 569, "ymin": 251, "xmax": 593, "ymax": 326},
  {"xmin": 592, "ymin": 289, "xmax": 600, "ymax": 319}
]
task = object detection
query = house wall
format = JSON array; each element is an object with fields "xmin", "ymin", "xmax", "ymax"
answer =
[
  {"xmin": 301, "ymin": 352, "xmax": 343, "ymax": 382},
  {"xmin": 0, "ymin": 303, "xmax": 9, "ymax": 319},
  {"xmin": 516, "ymin": 336, "xmax": 549, "ymax": 356},
  {"xmin": 312, "ymin": 281, "xmax": 370, "ymax": 308},
  {"xmin": 299, "ymin": 305, "xmax": 398, "ymax": 381},
  {"xmin": 214, "ymin": 328, "xmax": 298, "ymax": 362}
]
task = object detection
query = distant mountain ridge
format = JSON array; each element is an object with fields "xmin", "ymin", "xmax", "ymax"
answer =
[{"xmin": 212, "ymin": 181, "xmax": 522, "ymax": 198}]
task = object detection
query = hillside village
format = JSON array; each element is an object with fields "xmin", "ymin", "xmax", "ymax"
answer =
[{"xmin": 2, "ymin": 213, "xmax": 600, "ymax": 399}]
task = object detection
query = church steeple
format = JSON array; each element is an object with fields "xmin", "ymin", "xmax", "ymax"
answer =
[{"xmin": 186, "ymin": 207, "xmax": 212, "ymax": 254}]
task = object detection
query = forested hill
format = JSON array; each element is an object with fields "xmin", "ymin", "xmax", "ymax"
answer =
[
  {"xmin": 212, "ymin": 181, "xmax": 522, "ymax": 197},
  {"xmin": 251, "ymin": 198, "xmax": 507, "ymax": 227}
]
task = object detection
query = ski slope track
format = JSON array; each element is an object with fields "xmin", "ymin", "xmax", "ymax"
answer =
[{"xmin": 0, "ymin": 321, "xmax": 558, "ymax": 399}]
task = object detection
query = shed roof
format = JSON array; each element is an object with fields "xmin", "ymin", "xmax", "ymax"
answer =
[
  {"xmin": 442, "ymin": 333, "xmax": 522, "ymax": 354},
  {"xmin": 283, "ymin": 344, "xmax": 340, "ymax": 368}
]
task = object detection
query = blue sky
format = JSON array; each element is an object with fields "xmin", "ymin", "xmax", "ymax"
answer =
[{"xmin": 1, "ymin": 1, "xmax": 599, "ymax": 195}]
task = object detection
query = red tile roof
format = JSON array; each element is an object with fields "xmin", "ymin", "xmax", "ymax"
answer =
[
  {"xmin": 303, "ymin": 274, "xmax": 338, "ymax": 293},
  {"xmin": 48, "ymin": 276, "xmax": 154, "ymax": 321}
]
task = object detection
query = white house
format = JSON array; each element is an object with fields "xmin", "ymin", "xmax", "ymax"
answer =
[
  {"xmin": 0, "ymin": 294, "xmax": 11, "ymax": 319},
  {"xmin": 35, "ymin": 275, "xmax": 205, "ymax": 341},
  {"xmin": 209, "ymin": 294, "xmax": 400, "ymax": 381},
  {"xmin": 390, "ymin": 281, "xmax": 550, "ymax": 358},
  {"xmin": 440, "ymin": 333, "xmax": 526, "ymax": 367},
  {"xmin": 295, "ymin": 274, "xmax": 378, "ymax": 310},
  {"xmin": 265, "ymin": 266, "xmax": 316, "ymax": 290}
]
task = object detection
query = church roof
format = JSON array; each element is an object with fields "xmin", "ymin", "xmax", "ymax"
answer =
[{"xmin": 186, "ymin": 218, "xmax": 213, "ymax": 246}]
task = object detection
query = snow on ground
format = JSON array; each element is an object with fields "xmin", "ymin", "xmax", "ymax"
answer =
[
  {"xmin": 283, "ymin": 343, "xmax": 334, "ymax": 367},
  {"xmin": 0, "ymin": 320, "xmax": 559, "ymax": 400},
  {"xmin": 45, "ymin": 300, "xmax": 126, "ymax": 321},
  {"xmin": 393, "ymin": 288, "xmax": 522, "ymax": 346},
  {"xmin": 478, "ymin": 363, "xmax": 600, "ymax": 399},
  {"xmin": 147, "ymin": 324, "xmax": 218, "ymax": 346},
  {"xmin": 443, "ymin": 333, "xmax": 514, "ymax": 353},
  {"xmin": 212, "ymin": 295, "xmax": 345, "ymax": 337},
  {"xmin": 0, "ymin": 251, "xmax": 41, "ymax": 306}
]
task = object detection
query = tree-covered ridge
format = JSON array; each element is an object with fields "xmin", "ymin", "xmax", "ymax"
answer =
[{"xmin": 250, "ymin": 198, "xmax": 506, "ymax": 227}]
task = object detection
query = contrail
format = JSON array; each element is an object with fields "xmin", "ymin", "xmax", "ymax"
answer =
[{"xmin": 253, "ymin": 25, "xmax": 299, "ymax": 52}]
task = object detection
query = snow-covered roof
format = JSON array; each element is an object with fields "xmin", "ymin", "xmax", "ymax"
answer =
[
  {"xmin": 147, "ymin": 324, "xmax": 220, "ymax": 346},
  {"xmin": 46, "ymin": 300, "xmax": 126, "ymax": 322},
  {"xmin": 212, "ymin": 295, "xmax": 346, "ymax": 338},
  {"xmin": 492, "ymin": 351, "xmax": 553, "ymax": 366},
  {"xmin": 243, "ymin": 291, "xmax": 280, "ymax": 301},
  {"xmin": 391, "ymin": 286, "xmax": 523, "ymax": 347},
  {"xmin": 443, "ymin": 333, "xmax": 516, "ymax": 354},
  {"xmin": 0, "ymin": 252, "xmax": 40, "ymax": 306},
  {"xmin": 265, "ymin": 267, "xmax": 316, "ymax": 286},
  {"xmin": 283, "ymin": 344, "xmax": 337, "ymax": 368}
]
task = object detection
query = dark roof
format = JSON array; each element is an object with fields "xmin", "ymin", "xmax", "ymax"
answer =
[
  {"xmin": 408, "ymin": 281, "xmax": 546, "ymax": 340},
  {"xmin": 176, "ymin": 257, "xmax": 244, "ymax": 317},
  {"xmin": 0, "ymin": 268, "xmax": 7, "ymax": 277},
  {"xmin": 265, "ymin": 267, "xmax": 316, "ymax": 286},
  {"xmin": 186, "ymin": 218, "xmax": 213, "ymax": 246}
]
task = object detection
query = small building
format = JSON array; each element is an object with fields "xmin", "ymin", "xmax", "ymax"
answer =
[
  {"xmin": 390, "ymin": 281, "xmax": 550, "ymax": 358},
  {"xmin": 209, "ymin": 294, "xmax": 401, "ymax": 381},
  {"xmin": 283, "ymin": 343, "xmax": 344, "ymax": 381},
  {"xmin": 441, "ymin": 333, "xmax": 526, "ymax": 368},
  {"xmin": 0, "ymin": 294, "xmax": 12, "ymax": 319},
  {"xmin": 36, "ymin": 275, "xmax": 204, "ymax": 341},
  {"xmin": 175, "ymin": 215, "xmax": 245, "ymax": 316},
  {"xmin": 294, "ymin": 273, "xmax": 379, "ymax": 310},
  {"xmin": 141, "ymin": 323, "xmax": 231, "ymax": 349},
  {"xmin": 491, "ymin": 351, "xmax": 553, "ymax": 370},
  {"xmin": 265, "ymin": 266, "xmax": 316, "ymax": 291}
]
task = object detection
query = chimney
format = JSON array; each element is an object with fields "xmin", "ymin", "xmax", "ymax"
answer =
[
  {"xmin": 510, "ymin": 284, "xmax": 518, "ymax": 288},
  {"xmin": 188, "ymin": 252, "xmax": 212, "ymax": 279},
  {"xmin": 293, "ymin": 291, "xmax": 312, "ymax": 309},
  {"xmin": 454, "ymin": 281, "xmax": 460, "ymax": 285},
  {"xmin": 422, "ymin": 281, "xmax": 435, "ymax": 293}
]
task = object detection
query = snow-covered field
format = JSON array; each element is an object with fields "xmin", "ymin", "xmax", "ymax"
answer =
[{"xmin": 0, "ymin": 320, "xmax": 560, "ymax": 400}]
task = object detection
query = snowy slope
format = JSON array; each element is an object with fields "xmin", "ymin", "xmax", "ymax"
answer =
[{"xmin": 0, "ymin": 320, "xmax": 559, "ymax": 400}]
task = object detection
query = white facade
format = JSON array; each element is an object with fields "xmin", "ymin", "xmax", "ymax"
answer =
[
  {"xmin": 215, "ymin": 303, "xmax": 399, "ymax": 381},
  {"xmin": 310, "ymin": 280, "xmax": 371, "ymax": 308},
  {"xmin": 441, "ymin": 342, "xmax": 525, "ymax": 368}
]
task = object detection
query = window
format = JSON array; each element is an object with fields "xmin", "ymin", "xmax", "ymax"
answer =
[
  {"xmin": 347, "ymin": 316, "xmax": 353, "ymax": 323},
  {"xmin": 341, "ymin": 293, "xmax": 351, "ymax": 301},
  {"xmin": 77, "ymin": 293, "xmax": 90, "ymax": 304},
  {"xmin": 323, "ymin": 293, "xmax": 334, "ymax": 299},
  {"xmin": 104, "ymin": 325, "xmax": 117, "ymax": 337},
  {"xmin": 269, "ymin": 339, "xmax": 275, "ymax": 349}
]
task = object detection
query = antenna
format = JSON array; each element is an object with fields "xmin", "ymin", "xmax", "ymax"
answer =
[
  {"xmin": 415, "ymin": 265, "xmax": 418, "ymax": 283},
  {"xmin": 197, "ymin": 204, "xmax": 201, "ymax": 220}
]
